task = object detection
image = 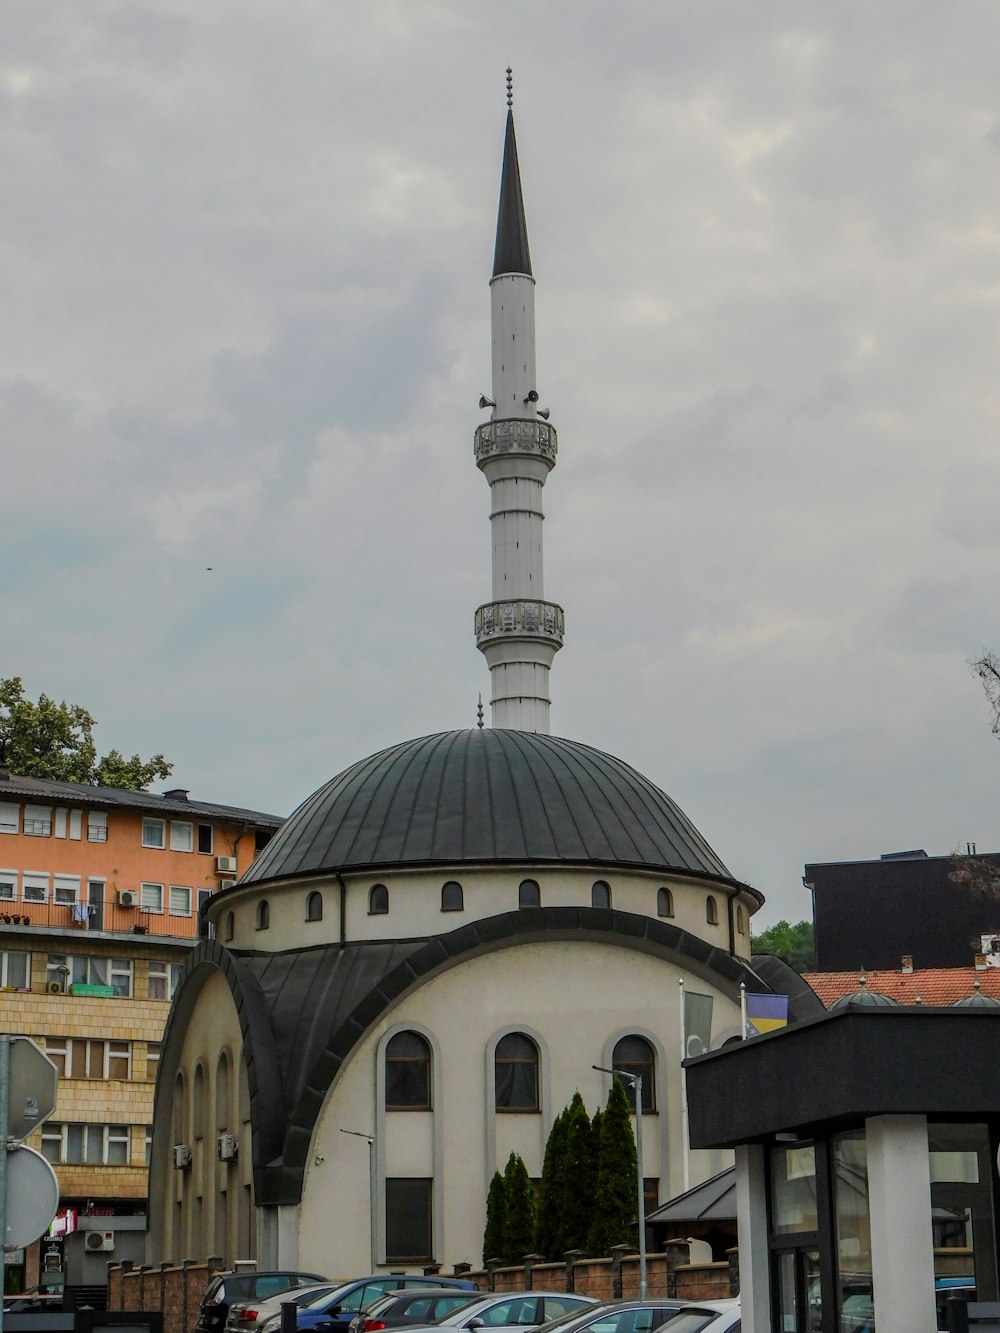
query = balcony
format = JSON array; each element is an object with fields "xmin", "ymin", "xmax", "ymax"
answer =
[{"xmin": 0, "ymin": 896, "xmax": 202, "ymax": 941}]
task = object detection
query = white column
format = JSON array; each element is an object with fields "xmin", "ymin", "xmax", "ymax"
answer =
[
  {"xmin": 866, "ymin": 1114, "xmax": 936, "ymax": 1333},
  {"xmin": 734, "ymin": 1144, "xmax": 771, "ymax": 1333}
]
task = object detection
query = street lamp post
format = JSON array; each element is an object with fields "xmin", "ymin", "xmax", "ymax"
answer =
[
  {"xmin": 593, "ymin": 1064, "xmax": 646, "ymax": 1299},
  {"xmin": 341, "ymin": 1128, "xmax": 377, "ymax": 1272}
]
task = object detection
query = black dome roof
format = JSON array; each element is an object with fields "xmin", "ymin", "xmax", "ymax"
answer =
[{"xmin": 243, "ymin": 729, "xmax": 746, "ymax": 888}]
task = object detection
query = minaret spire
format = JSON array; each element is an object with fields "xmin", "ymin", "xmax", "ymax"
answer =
[{"xmin": 473, "ymin": 74, "xmax": 564, "ymax": 733}]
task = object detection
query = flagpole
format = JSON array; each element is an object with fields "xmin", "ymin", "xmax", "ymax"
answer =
[
  {"xmin": 679, "ymin": 977, "xmax": 690, "ymax": 1193},
  {"xmin": 740, "ymin": 982, "xmax": 748, "ymax": 1041}
]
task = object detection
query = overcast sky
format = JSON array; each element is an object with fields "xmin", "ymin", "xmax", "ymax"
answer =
[{"xmin": 5, "ymin": 1, "xmax": 1000, "ymax": 927}]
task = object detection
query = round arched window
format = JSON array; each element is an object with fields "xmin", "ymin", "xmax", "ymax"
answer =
[
  {"xmin": 256, "ymin": 900, "xmax": 269, "ymax": 931},
  {"xmin": 306, "ymin": 891, "xmax": 323, "ymax": 922},
  {"xmin": 224, "ymin": 911, "xmax": 235, "ymax": 941},
  {"xmin": 612, "ymin": 1034, "xmax": 656, "ymax": 1111},
  {"xmin": 369, "ymin": 884, "xmax": 389, "ymax": 915},
  {"xmin": 385, "ymin": 1031, "xmax": 431, "ymax": 1109},
  {"xmin": 592, "ymin": 880, "xmax": 611, "ymax": 909},
  {"xmin": 736, "ymin": 904, "xmax": 746, "ymax": 935},
  {"xmin": 495, "ymin": 1032, "xmax": 539, "ymax": 1111},
  {"xmin": 441, "ymin": 881, "xmax": 464, "ymax": 912},
  {"xmin": 706, "ymin": 895, "xmax": 719, "ymax": 926},
  {"xmin": 518, "ymin": 879, "xmax": 541, "ymax": 909},
  {"xmin": 657, "ymin": 888, "xmax": 674, "ymax": 918}
]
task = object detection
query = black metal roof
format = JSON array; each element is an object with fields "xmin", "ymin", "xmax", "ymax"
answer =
[
  {"xmin": 0, "ymin": 770, "xmax": 283, "ymax": 826},
  {"xmin": 646, "ymin": 1167, "xmax": 736, "ymax": 1225},
  {"xmin": 241, "ymin": 729, "xmax": 749, "ymax": 890},
  {"xmin": 493, "ymin": 109, "xmax": 532, "ymax": 278}
]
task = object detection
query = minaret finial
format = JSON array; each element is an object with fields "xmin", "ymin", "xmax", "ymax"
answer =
[
  {"xmin": 506, "ymin": 67, "xmax": 513, "ymax": 109},
  {"xmin": 477, "ymin": 694, "xmax": 485, "ymax": 729}
]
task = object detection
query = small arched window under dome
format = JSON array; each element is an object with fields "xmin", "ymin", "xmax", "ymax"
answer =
[
  {"xmin": 518, "ymin": 879, "xmax": 541, "ymax": 909},
  {"xmin": 224, "ymin": 911, "xmax": 235, "ymax": 941},
  {"xmin": 657, "ymin": 887, "xmax": 674, "ymax": 918},
  {"xmin": 306, "ymin": 891, "xmax": 323, "ymax": 922},
  {"xmin": 369, "ymin": 884, "xmax": 389, "ymax": 915},
  {"xmin": 256, "ymin": 900, "xmax": 269, "ymax": 931},
  {"xmin": 385, "ymin": 1030, "xmax": 431, "ymax": 1109},
  {"xmin": 495, "ymin": 1032, "xmax": 539, "ymax": 1111},
  {"xmin": 441, "ymin": 881, "xmax": 464, "ymax": 912},
  {"xmin": 612, "ymin": 1034, "xmax": 656, "ymax": 1111},
  {"xmin": 706, "ymin": 895, "xmax": 719, "ymax": 926},
  {"xmin": 736, "ymin": 904, "xmax": 746, "ymax": 935},
  {"xmin": 592, "ymin": 880, "xmax": 612, "ymax": 909}
]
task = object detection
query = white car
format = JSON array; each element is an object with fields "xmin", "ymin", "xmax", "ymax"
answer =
[
  {"xmin": 659, "ymin": 1301, "xmax": 740, "ymax": 1333},
  {"xmin": 226, "ymin": 1283, "xmax": 344, "ymax": 1330},
  {"xmin": 401, "ymin": 1292, "xmax": 597, "ymax": 1333}
]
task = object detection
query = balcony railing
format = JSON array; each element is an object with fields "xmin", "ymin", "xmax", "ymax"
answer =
[{"xmin": 0, "ymin": 896, "xmax": 202, "ymax": 940}]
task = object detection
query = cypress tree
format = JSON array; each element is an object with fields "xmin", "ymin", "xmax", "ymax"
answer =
[
  {"xmin": 483, "ymin": 1168, "xmax": 507, "ymax": 1263},
  {"xmin": 560, "ymin": 1091, "xmax": 595, "ymax": 1253},
  {"xmin": 535, "ymin": 1106, "xmax": 569, "ymax": 1259},
  {"xmin": 502, "ymin": 1151, "xmax": 537, "ymax": 1263},
  {"xmin": 587, "ymin": 1079, "xmax": 638, "ymax": 1256}
]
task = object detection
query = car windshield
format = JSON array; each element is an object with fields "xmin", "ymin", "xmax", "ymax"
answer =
[
  {"xmin": 657, "ymin": 1312, "xmax": 730, "ymax": 1333},
  {"xmin": 533, "ymin": 1306, "xmax": 617, "ymax": 1333},
  {"xmin": 304, "ymin": 1283, "xmax": 371, "ymax": 1312}
]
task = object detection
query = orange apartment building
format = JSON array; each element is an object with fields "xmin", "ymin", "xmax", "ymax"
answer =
[{"xmin": 0, "ymin": 767, "xmax": 283, "ymax": 1302}]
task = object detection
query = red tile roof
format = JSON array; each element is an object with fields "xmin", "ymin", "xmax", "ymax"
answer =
[{"xmin": 804, "ymin": 967, "xmax": 1000, "ymax": 1007}]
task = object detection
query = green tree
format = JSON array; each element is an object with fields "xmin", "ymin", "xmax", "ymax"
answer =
[
  {"xmin": 535, "ymin": 1106, "xmax": 568, "ymax": 1259},
  {"xmin": 750, "ymin": 918, "xmax": 816, "ymax": 973},
  {"xmin": 0, "ymin": 677, "xmax": 171, "ymax": 790},
  {"xmin": 483, "ymin": 1169, "xmax": 507, "ymax": 1263},
  {"xmin": 502, "ymin": 1151, "xmax": 536, "ymax": 1263},
  {"xmin": 587, "ymin": 1079, "xmax": 638, "ymax": 1256},
  {"xmin": 560, "ymin": 1091, "xmax": 596, "ymax": 1254}
]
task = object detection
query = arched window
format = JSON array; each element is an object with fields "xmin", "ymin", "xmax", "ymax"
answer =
[
  {"xmin": 224, "ymin": 911, "xmax": 234, "ymax": 941},
  {"xmin": 657, "ymin": 888, "xmax": 674, "ymax": 918},
  {"xmin": 592, "ymin": 880, "xmax": 612, "ymax": 909},
  {"xmin": 369, "ymin": 884, "xmax": 389, "ymax": 915},
  {"xmin": 216, "ymin": 1053, "xmax": 230, "ymax": 1132},
  {"xmin": 306, "ymin": 891, "xmax": 323, "ymax": 922},
  {"xmin": 736, "ymin": 904, "xmax": 746, "ymax": 935},
  {"xmin": 706, "ymin": 895, "xmax": 719, "ymax": 926},
  {"xmin": 495, "ymin": 1032, "xmax": 539, "ymax": 1111},
  {"xmin": 385, "ymin": 1031, "xmax": 431, "ymax": 1110},
  {"xmin": 256, "ymin": 900, "xmax": 269, "ymax": 931},
  {"xmin": 193, "ymin": 1064, "xmax": 206, "ymax": 1139},
  {"xmin": 441, "ymin": 881, "xmax": 464, "ymax": 912},
  {"xmin": 518, "ymin": 879, "xmax": 541, "ymax": 909},
  {"xmin": 612, "ymin": 1034, "xmax": 656, "ymax": 1111}
]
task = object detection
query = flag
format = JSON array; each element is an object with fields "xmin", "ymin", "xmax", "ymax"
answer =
[
  {"xmin": 744, "ymin": 992, "xmax": 789, "ymax": 1038},
  {"xmin": 683, "ymin": 990, "xmax": 714, "ymax": 1058}
]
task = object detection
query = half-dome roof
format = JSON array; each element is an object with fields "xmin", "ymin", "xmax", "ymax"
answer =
[{"xmin": 242, "ymin": 729, "xmax": 747, "ymax": 889}]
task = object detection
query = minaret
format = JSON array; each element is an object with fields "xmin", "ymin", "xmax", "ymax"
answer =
[{"xmin": 474, "ymin": 71, "xmax": 564, "ymax": 733}]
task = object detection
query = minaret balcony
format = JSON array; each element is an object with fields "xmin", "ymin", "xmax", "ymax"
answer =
[
  {"xmin": 475, "ymin": 599, "xmax": 565, "ymax": 648},
  {"xmin": 474, "ymin": 418, "xmax": 557, "ymax": 469}
]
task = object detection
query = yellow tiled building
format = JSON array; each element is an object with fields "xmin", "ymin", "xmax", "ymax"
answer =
[{"xmin": 0, "ymin": 770, "xmax": 282, "ymax": 1299}]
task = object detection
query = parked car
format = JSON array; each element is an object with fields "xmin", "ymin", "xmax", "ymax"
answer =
[
  {"xmin": 534, "ymin": 1299, "xmax": 688, "ymax": 1333},
  {"xmin": 3, "ymin": 1287, "xmax": 63, "ymax": 1314},
  {"xmin": 258, "ymin": 1275, "xmax": 479, "ymax": 1333},
  {"xmin": 227, "ymin": 1283, "xmax": 345, "ymax": 1330},
  {"xmin": 658, "ymin": 1301, "xmax": 740, "ymax": 1333},
  {"xmin": 195, "ymin": 1271, "xmax": 328, "ymax": 1333},
  {"xmin": 396, "ymin": 1290, "xmax": 598, "ymax": 1333},
  {"xmin": 347, "ymin": 1287, "xmax": 483, "ymax": 1333}
]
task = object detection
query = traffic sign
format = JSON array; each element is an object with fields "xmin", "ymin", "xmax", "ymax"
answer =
[
  {"xmin": 7, "ymin": 1036, "xmax": 57, "ymax": 1142},
  {"xmin": 3, "ymin": 1146, "xmax": 59, "ymax": 1249}
]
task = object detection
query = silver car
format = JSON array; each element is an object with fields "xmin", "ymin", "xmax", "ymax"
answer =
[
  {"xmin": 226, "ymin": 1283, "xmax": 344, "ymax": 1331},
  {"xmin": 401, "ymin": 1292, "xmax": 597, "ymax": 1333}
]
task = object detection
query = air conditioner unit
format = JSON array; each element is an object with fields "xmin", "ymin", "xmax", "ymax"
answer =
[
  {"xmin": 216, "ymin": 856, "xmax": 237, "ymax": 875},
  {"xmin": 218, "ymin": 879, "xmax": 236, "ymax": 891},
  {"xmin": 117, "ymin": 889, "xmax": 137, "ymax": 908},
  {"xmin": 217, "ymin": 1133, "xmax": 238, "ymax": 1162},
  {"xmin": 46, "ymin": 980, "xmax": 65, "ymax": 995},
  {"xmin": 85, "ymin": 1231, "xmax": 115, "ymax": 1253},
  {"xmin": 172, "ymin": 1143, "xmax": 192, "ymax": 1170}
]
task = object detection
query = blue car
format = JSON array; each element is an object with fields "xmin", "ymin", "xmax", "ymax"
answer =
[{"xmin": 259, "ymin": 1276, "xmax": 479, "ymax": 1333}]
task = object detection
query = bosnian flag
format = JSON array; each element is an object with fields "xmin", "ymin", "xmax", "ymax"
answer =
[{"xmin": 745, "ymin": 992, "xmax": 789, "ymax": 1038}]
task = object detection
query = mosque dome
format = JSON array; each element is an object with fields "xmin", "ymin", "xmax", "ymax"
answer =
[
  {"xmin": 829, "ymin": 977, "xmax": 901, "ymax": 1010},
  {"xmin": 242, "ymin": 728, "xmax": 749, "ymax": 889},
  {"xmin": 951, "ymin": 981, "xmax": 1000, "ymax": 1008}
]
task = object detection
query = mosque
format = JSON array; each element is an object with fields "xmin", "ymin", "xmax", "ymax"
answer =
[{"xmin": 147, "ymin": 81, "xmax": 806, "ymax": 1275}]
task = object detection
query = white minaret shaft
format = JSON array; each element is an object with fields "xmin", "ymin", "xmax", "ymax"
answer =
[{"xmin": 474, "ymin": 76, "xmax": 564, "ymax": 733}]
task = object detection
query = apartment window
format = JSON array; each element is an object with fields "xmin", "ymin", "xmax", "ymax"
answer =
[
  {"xmin": 148, "ymin": 960, "xmax": 183, "ymax": 1001},
  {"xmin": 146, "ymin": 1042, "xmax": 161, "ymax": 1082},
  {"xmin": 23, "ymin": 805, "xmax": 52, "ymax": 837},
  {"xmin": 41, "ymin": 1122, "xmax": 131, "ymax": 1166},
  {"xmin": 55, "ymin": 809, "xmax": 67, "ymax": 838},
  {"xmin": 53, "ymin": 875, "xmax": 80, "ymax": 907},
  {"xmin": 23, "ymin": 873, "xmax": 49, "ymax": 904},
  {"xmin": 141, "ymin": 818, "xmax": 165, "ymax": 849},
  {"xmin": 87, "ymin": 811, "xmax": 108, "ymax": 842},
  {"xmin": 0, "ymin": 951, "xmax": 29, "ymax": 988},
  {"xmin": 0, "ymin": 871, "xmax": 15, "ymax": 902},
  {"xmin": 44, "ymin": 1038, "xmax": 131, "ymax": 1080},
  {"xmin": 385, "ymin": 1178, "xmax": 433, "ymax": 1263},
  {"xmin": 140, "ymin": 882, "xmax": 164, "ymax": 913},
  {"xmin": 170, "ymin": 821, "xmax": 193, "ymax": 853},
  {"xmin": 145, "ymin": 1127, "xmax": 153, "ymax": 1167},
  {"xmin": 169, "ymin": 885, "xmax": 192, "ymax": 917},
  {"xmin": 197, "ymin": 824, "xmax": 214, "ymax": 855},
  {"xmin": 0, "ymin": 804, "xmax": 18, "ymax": 835}
]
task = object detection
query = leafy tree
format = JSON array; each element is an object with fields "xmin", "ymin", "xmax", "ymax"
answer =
[
  {"xmin": 535, "ymin": 1106, "xmax": 568, "ymax": 1259},
  {"xmin": 0, "ymin": 677, "xmax": 171, "ymax": 790},
  {"xmin": 948, "ymin": 850, "xmax": 1000, "ymax": 901},
  {"xmin": 502, "ymin": 1152, "xmax": 536, "ymax": 1263},
  {"xmin": 750, "ymin": 919, "xmax": 816, "ymax": 973},
  {"xmin": 483, "ymin": 1169, "xmax": 507, "ymax": 1263},
  {"xmin": 970, "ymin": 652, "xmax": 1000, "ymax": 736},
  {"xmin": 587, "ymin": 1079, "xmax": 638, "ymax": 1256},
  {"xmin": 560, "ymin": 1092, "xmax": 596, "ymax": 1254}
]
